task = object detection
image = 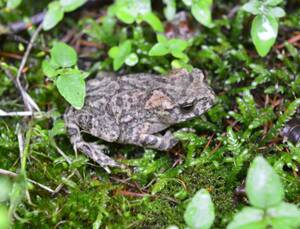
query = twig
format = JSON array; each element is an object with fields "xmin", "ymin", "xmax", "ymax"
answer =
[
  {"xmin": 0, "ymin": 109, "xmax": 45, "ymax": 117},
  {"xmin": 3, "ymin": 67, "xmax": 39, "ymax": 113},
  {"xmin": 0, "ymin": 168, "xmax": 55, "ymax": 193},
  {"xmin": 276, "ymin": 33, "xmax": 300, "ymax": 49},
  {"xmin": 16, "ymin": 22, "xmax": 42, "ymax": 80},
  {"xmin": 4, "ymin": 23, "xmax": 43, "ymax": 112},
  {"xmin": 227, "ymin": 5, "xmax": 241, "ymax": 19}
]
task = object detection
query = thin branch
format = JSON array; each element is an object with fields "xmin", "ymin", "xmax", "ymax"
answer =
[
  {"xmin": 4, "ymin": 23, "xmax": 43, "ymax": 112},
  {"xmin": 0, "ymin": 168, "xmax": 55, "ymax": 193},
  {"xmin": 16, "ymin": 22, "xmax": 43, "ymax": 80},
  {"xmin": 0, "ymin": 109, "xmax": 45, "ymax": 117}
]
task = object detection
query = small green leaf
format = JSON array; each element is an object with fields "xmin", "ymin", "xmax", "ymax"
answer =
[
  {"xmin": 108, "ymin": 47, "xmax": 120, "ymax": 59},
  {"xmin": 246, "ymin": 156, "xmax": 284, "ymax": 209},
  {"xmin": 6, "ymin": 0, "xmax": 22, "ymax": 9},
  {"xmin": 42, "ymin": 1, "xmax": 64, "ymax": 31},
  {"xmin": 171, "ymin": 60, "xmax": 192, "ymax": 71},
  {"xmin": 269, "ymin": 7, "xmax": 286, "ymax": 18},
  {"xmin": 115, "ymin": 7, "xmax": 135, "ymax": 24},
  {"xmin": 125, "ymin": 53, "xmax": 139, "ymax": 66},
  {"xmin": 149, "ymin": 43, "xmax": 169, "ymax": 56},
  {"xmin": 227, "ymin": 207, "xmax": 267, "ymax": 229},
  {"xmin": 112, "ymin": 40, "xmax": 132, "ymax": 71},
  {"xmin": 169, "ymin": 39, "xmax": 188, "ymax": 52},
  {"xmin": 191, "ymin": 0, "xmax": 213, "ymax": 28},
  {"xmin": 184, "ymin": 189, "xmax": 215, "ymax": 229},
  {"xmin": 60, "ymin": 0, "xmax": 86, "ymax": 12},
  {"xmin": 142, "ymin": 12, "xmax": 163, "ymax": 32},
  {"xmin": 267, "ymin": 202, "xmax": 300, "ymax": 229},
  {"xmin": 157, "ymin": 34, "xmax": 168, "ymax": 45},
  {"xmin": 56, "ymin": 72, "xmax": 85, "ymax": 109},
  {"xmin": 265, "ymin": 0, "xmax": 283, "ymax": 6},
  {"xmin": 251, "ymin": 15, "xmax": 278, "ymax": 57},
  {"xmin": 42, "ymin": 59, "xmax": 58, "ymax": 79},
  {"xmin": 114, "ymin": 0, "xmax": 151, "ymax": 24},
  {"xmin": 171, "ymin": 50, "xmax": 188, "ymax": 60},
  {"xmin": 50, "ymin": 120, "xmax": 66, "ymax": 137},
  {"xmin": 51, "ymin": 42, "xmax": 78, "ymax": 68},
  {"xmin": 242, "ymin": 0, "xmax": 261, "ymax": 15}
]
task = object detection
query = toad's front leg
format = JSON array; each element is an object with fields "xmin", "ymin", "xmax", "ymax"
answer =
[{"xmin": 64, "ymin": 113, "xmax": 121, "ymax": 173}]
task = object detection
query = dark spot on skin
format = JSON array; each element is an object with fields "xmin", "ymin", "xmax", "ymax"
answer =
[
  {"xmin": 116, "ymin": 97, "xmax": 123, "ymax": 107},
  {"xmin": 188, "ymin": 73, "xmax": 193, "ymax": 83},
  {"xmin": 78, "ymin": 114, "xmax": 93, "ymax": 129}
]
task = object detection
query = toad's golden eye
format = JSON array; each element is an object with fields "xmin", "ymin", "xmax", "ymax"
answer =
[{"xmin": 180, "ymin": 102, "xmax": 194, "ymax": 112}]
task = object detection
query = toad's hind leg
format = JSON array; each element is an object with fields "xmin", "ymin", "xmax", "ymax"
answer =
[
  {"xmin": 127, "ymin": 131, "xmax": 178, "ymax": 151},
  {"xmin": 64, "ymin": 109, "xmax": 121, "ymax": 173}
]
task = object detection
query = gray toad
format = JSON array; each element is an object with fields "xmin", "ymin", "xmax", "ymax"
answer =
[{"xmin": 64, "ymin": 68, "xmax": 216, "ymax": 172}]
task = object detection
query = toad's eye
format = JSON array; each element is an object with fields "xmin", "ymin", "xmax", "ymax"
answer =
[{"xmin": 180, "ymin": 102, "xmax": 194, "ymax": 112}]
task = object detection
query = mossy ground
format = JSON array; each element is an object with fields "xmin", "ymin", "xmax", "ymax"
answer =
[{"xmin": 1, "ymin": 0, "xmax": 300, "ymax": 228}]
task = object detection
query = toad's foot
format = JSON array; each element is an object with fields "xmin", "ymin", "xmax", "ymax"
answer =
[
  {"xmin": 138, "ymin": 131, "xmax": 178, "ymax": 151},
  {"xmin": 75, "ymin": 142, "xmax": 123, "ymax": 173}
]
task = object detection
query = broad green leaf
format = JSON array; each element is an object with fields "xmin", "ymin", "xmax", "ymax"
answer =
[
  {"xmin": 157, "ymin": 34, "xmax": 168, "ymax": 45},
  {"xmin": 242, "ymin": 0, "xmax": 261, "ymax": 15},
  {"xmin": 42, "ymin": 59, "xmax": 58, "ymax": 79},
  {"xmin": 171, "ymin": 59, "xmax": 192, "ymax": 70},
  {"xmin": 149, "ymin": 43, "xmax": 169, "ymax": 56},
  {"xmin": 114, "ymin": 0, "xmax": 151, "ymax": 24},
  {"xmin": 163, "ymin": 0, "xmax": 176, "ymax": 21},
  {"xmin": 269, "ymin": 7, "xmax": 286, "ymax": 18},
  {"xmin": 112, "ymin": 40, "xmax": 132, "ymax": 71},
  {"xmin": 42, "ymin": 1, "xmax": 64, "ymax": 31},
  {"xmin": 142, "ymin": 12, "xmax": 163, "ymax": 32},
  {"xmin": 267, "ymin": 202, "xmax": 300, "ymax": 229},
  {"xmin": 227, "ymin": 207, "xmax": 267, "ymax": 229},
  {"xmin": 246, "ymin": 156, "xmax": 284, "ymax": 209},
  {"xmin": 115, "ymin": 7, "xmax": 135, "ymax": 24},
  {"xmin": 169, "ymin": 39, "xmax": 188, "ymax": 52},
  {"xmin": 56, "ymin": 72, "xmax": 85, "ymax": 109},
  {"xmin": 191, "ymin": 0, "xmax": 213, "ymax": 28},
  {"xmin": 265, "ymin": 0, "xmax": 283, "ymax": 6},
  {"xmin": 108, "ymin": 47, "xmax": 120, "ymax": 59},
  {"xmin": 251, "ymin": 15, "xmax": 278, "ymax": 57},
  {"xmin": 51, "ymin": 42, "xmax": 77, "ymax": 68},
  {"xmin": 125, "ymin": 53, "xmax": 139, "ymax": 66},
  {"xmin": 184, "ymin": 189, "xmax": 215, "ymax": 229},
  {"xmin": 171, "ymin": 50, "xmax": 189, "ymax": 60},
  {"xmin": 60, "ymin": 0, "xmax": 86, "ymax": 12},
  {"xmin": 0, "ymin": 206, "xmax": 9, "ymax": 229},
  {"xmin": 6, "ymin": 0, "xmax": 22, "ymax": 9}
]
